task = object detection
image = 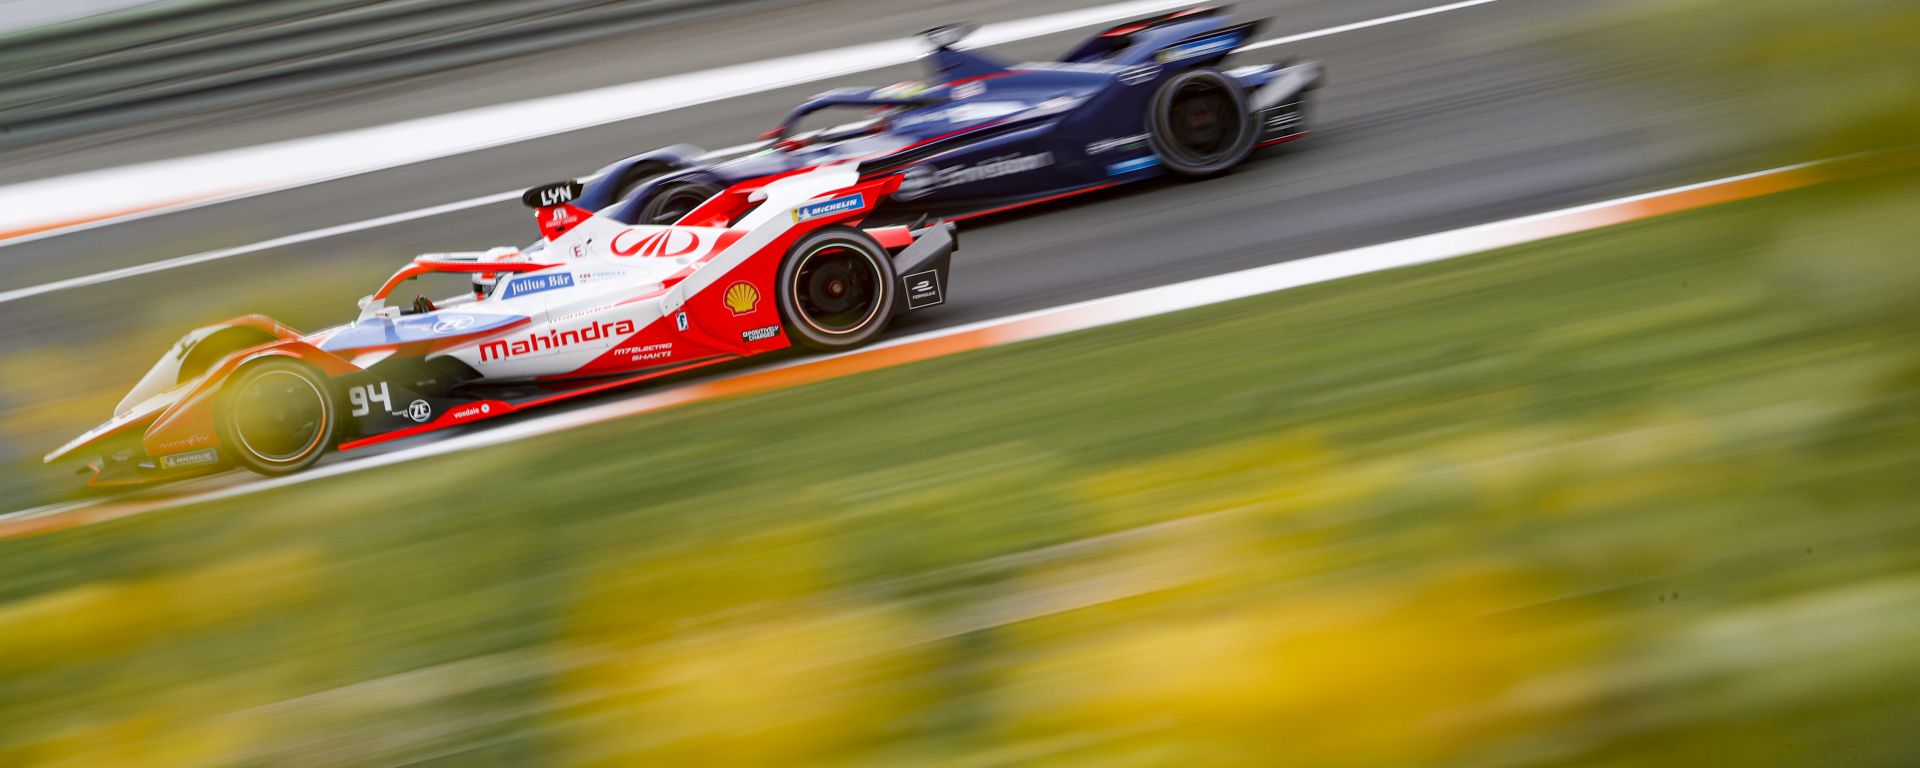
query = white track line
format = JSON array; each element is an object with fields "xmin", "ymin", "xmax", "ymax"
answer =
[
  {"xmin": 0, "ymin": 0, "xmax": 1507, "ymax": 305},
  {"xmin": 0, "ymin": 0, "xmax": 1197, "ymax": 246},
  {"xmin": 0, "ymin": 158, "xmax": 1833, "ymax": 533},
  {"xmin": 1239, "ymin": 0, "xmax": 1502, "ymax": 50}
]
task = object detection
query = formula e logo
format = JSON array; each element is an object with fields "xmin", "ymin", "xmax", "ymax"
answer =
[
  {"xmin": 904, "ymin": 269, "xmax": 944, "ymax": 309},
  {"xmin": 405, "ymin": 400, "xmax": 432, "ymax": 423},
  {"xmin": 724, "ymin": 282, "xmax": 761, "ymax": 315},
  {"xmin": 793, "ymin": 194, "xmax": 865, "ymax": 223},
  {"xmin": 675, "ymin": 312, "xmax": 689, "ymax": 331},
  {"xmin": 431, "ymin": 315, "xmax": 477, "ymax": 334},
  {"xmin": 612, "ymin": 228, "xmax": 702, "ymax": 258}
]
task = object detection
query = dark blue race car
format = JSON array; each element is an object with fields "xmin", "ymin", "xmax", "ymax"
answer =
[{"xmin": 573, "ymin": 5, "xmax": 1322, "ymax": 226}]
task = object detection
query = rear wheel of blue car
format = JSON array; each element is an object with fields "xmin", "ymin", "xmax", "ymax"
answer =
[
  {"xmin": 218, "ymin": 359, "xmax": 336, "ymax": 476},
  {"xmin": 641, "ymin": 181, "xmax": 721, "ymax": 226},
  {"xmin": 778, "ymin": 227, "xmax": 897, "ymax": 351},
  {"xmin": 1148, "ymin": 69, "xmax": 1257, "ymax": 177}
]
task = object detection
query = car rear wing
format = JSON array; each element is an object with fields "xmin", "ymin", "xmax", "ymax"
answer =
[{"xmin": 1060, "ymin": 5, "xmax": 1227, "ymax": 62}]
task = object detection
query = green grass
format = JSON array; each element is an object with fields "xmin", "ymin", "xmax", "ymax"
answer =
[{"xmin": 2, "ymin": 172, "xmax": 1918, "ymax": 767}]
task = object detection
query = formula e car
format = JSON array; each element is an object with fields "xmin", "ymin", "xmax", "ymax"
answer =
[
  {"xmin": 568, "ymin": 5, "xmax": 1322, "ymax": 227},
  {"xmin": 46, "ymin": 167, "xmax": 954, "ymax": 484}
]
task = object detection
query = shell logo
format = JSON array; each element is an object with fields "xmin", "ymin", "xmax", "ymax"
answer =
[{"xmin": 723, "ymin": 282, "xmax": 760, "ymax": 315}]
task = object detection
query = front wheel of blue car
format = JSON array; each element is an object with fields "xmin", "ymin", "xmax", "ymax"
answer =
[
  {"xmin": 218, "ymin": 359, "xmax": 337, "ymax": 476},
  {"xmin": 778, "ymin": 227, "xmax": 897, "ymax": 351},
  {"xmin": 1148, "ymin": 68, "xmax": 1257, "ymax": 177}
]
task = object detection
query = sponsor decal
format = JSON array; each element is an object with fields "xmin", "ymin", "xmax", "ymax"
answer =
[
  {"xmin": 742, "ymin": 325, "xmax": 782, "ymax": 342},
  {"xmin": 1156, "ymin": 33, "xmax": 1243, "ymax": 63},
  {"xmin": 893, "ymin": 164, "xmax": 938, "ymax": 201},
  {"xmin": 793, "ymin": 193, "xmax": 865, "ymax": 223},
  {"xmin": 895, "ymin": 101, "xmax": 1026, "ymax": 128},
  {"xmin": 576, "ymin": 270, "xmax": 630, "ymax": 283},
  {"xmin": 546, "ymin": 206, "xmax": 578, "ymax": 229},
  {"xmin": 110, "ymin": 448, "xmax": 135, "ymax": 462},
  {"xmin": 1018, "ymin": 61, "xmax": 1155, "ymax": 84},
  {"xmin": 904, "ymin": 269, "xmax": 944, "ymax": 309},
  {"xmin": 431, "ymin": 315, "xmax": 477, "ymax": 334},
  {"xmin": 449, "ymin": 402, "xmax": 494, "ymax": 422},
  {"xmin": 527, "ymin": 181, "xmax": 579, "ymax": 207},
  {"xmin": 155, "ymin": 433, "xmax": 213, "ymax": 453},
  {"xmin": 1119, "ymin": 64, "xmax": 1159, "ymax": 86},
  {"xmin": 614, "ymin": 342, "xmax": 674, "ymax": 363},
  {"xmin": 898, "ymin": 152, "xmax": 1056, "ymax": 202},
  {"xmin": 502, "ymin": 272, "xmax": 575, "ymax": 299},
  {"xmin": 874, "ymin": 81, "xmax": 930, "ymax": 100},
  {"xmin": 612, "ymin": 228, "xmax": 702, "ymax": 258},
  {"xmin": 1107, "ymin": 156, "xmax": 1161, "ymax": 176},
  {"xmin": 724, "ymin": 282, "xmax": 761, "ymax": 315},
  {"xmin": 1086, "ymin": 134, "xmax": 1149, "ymax": 155},
  {"xmin": 480, "ymin": 318, "xmax": 637, "ymax": 361},
  {"xmin": 1263, "ymin": 102, "xmax": 1306, "ymax": 134},
  {"xmin": 405, "ymin": 400, "xmax": 432, "ymax": 423},
  {"xmin": 952, "ymin": 80, "xmax": 986, "ymax": 99},
  {"xmin": 675, "ymin": 312, "xmax": 689, "ymax": 331},
  {"xmin": 159, "ymin": 448, "xmax": 219, "ymax": 469}
]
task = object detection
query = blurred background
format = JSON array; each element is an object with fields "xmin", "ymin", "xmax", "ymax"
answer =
[{"xmin": 1, "ymin": 0, "xmax": 1917, "ymax": 765}]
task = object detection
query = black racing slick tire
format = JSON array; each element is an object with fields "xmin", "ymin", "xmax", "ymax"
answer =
[
  {"xmin": 1147, "ymin": 68, "xmax": 1258, "ymax": 177},
  {"xmin": 639, "ymin": 181, "xmax": 721, "ymax": 226},
  {"xmin": 777, "ymin": 227, "xmax": 898, "ymax": 351},
  {"xmin": 217, "ymin": 359, "xmax": 338, "ymax": 476}
]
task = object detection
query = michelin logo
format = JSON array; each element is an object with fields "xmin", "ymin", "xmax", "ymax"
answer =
[
  {"xmin": 159, "ymin": 448, "xmax": 219, "ymax": 469},
  {"xmin": 793, "ymin": 194, "xmax": 865, "ymax": 222},
  {"xmin": 894, "ymin": 153, "xmax": 1055, "ymax": 201}
]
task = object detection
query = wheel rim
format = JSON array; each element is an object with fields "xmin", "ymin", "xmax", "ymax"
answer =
[
  {"xmin": 231, "ymin": 370, "xmax": 328, "ymax": 464},
  {"xmin": 1166, "ymin": 80, "xmax": 1240, "ymax": 163},
  {"xmin": 791, "ymin": 243, "xmax": 884, "ymax": 336}
]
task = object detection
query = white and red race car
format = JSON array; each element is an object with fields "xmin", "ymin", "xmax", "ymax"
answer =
[{"xmin": 47, "ymin": 167, "xmax": 954, "ymax": 483}]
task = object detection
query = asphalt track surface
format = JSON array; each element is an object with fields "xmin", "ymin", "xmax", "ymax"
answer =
[{"xmin": 0, "ymin": 0, "xmax": 1793, "ymax": 510}]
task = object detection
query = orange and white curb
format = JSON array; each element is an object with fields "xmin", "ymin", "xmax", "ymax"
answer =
[{"xmin": 0, "ymin": 157, "xmax": 1858, "ymax": 540}]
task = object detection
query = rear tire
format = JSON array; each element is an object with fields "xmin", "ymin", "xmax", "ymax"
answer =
[
  {"xmin": 640, "ymin": 181, "xmax": 721, "ymax": 226},
  {"xmin": 217, "ymin": 359, "xmax": 337, "ymax": 476},
  {"xmin": 1147, "ymin": 68, "xmax": 1257, "ymax": 177},
  {"xmin": 777, "ymin": 227, "xmax": 897, "ymax": 351}
]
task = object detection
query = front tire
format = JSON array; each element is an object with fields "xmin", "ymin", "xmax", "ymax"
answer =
[
  {"xmin": 1147, "ymin": 68, "xmax": 1258, "ymax": 177},
  {"xmin": 777, "ymin": 227, "xmax": 897, "ymax": 351},
  {"xmin": 217, "ymin": 359, "xmax": 337, "ymax": 476}
]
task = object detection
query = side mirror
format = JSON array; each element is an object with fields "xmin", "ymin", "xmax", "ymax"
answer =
[
  {"xmin": 522, "ymin": 180, "xmax": 584, "ymax": 210},
  {"xmin": 920, "ymin": 24, "xmax": 976, "ymax": 51}
]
